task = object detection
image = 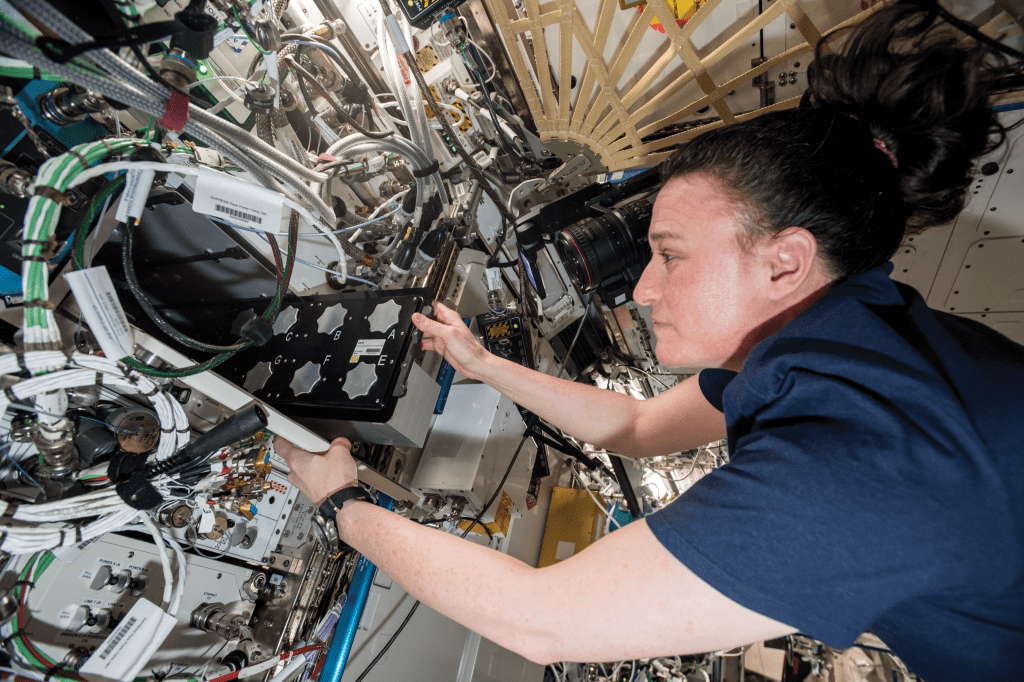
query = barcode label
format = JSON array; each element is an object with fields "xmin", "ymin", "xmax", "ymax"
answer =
[
  {"xmin": 99, "ymin": 616, "xmax": 136, "ymax": 660},
  {"xmin": 192, "ymin": 167, "xmax": 284, "ymax": 231},
  {"xmin": 65, "ymin": 267, "xmax": 135, "ymax": 360},
  {"xmin": 81, "ymin": 597, "xmax": 177, "ymax": 681},
  {"xmin": 215, "ymin": 204, "xmax": 262, "ymax": 224}
]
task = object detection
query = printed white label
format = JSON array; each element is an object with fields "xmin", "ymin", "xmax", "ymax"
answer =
[
  {"xmin": 192, "ymin": 167, "xmax": 284, "ymax": 230},
  {"xmin": 554, "ymin": 540, "xmax": 576, "ymax": 561},
  {"xmin": 199, "ymin": 505, "xmax": 215, "ymax": 533},
  {"xmin": 115, "ymin": 168, "xmax": 148, "ymax": 223},
  {"xmin": 65, "ymin": 267, "xmax": 134, "ymax": 360},
  {"xmin": 485, "ymin": 267, "xmax": 502, "ymax": 291},
  {"xmin": 80, "ymin": 598, "xmax": 176, "ymax": 681},
  {"xmin": 352, "ymin": 339, "xmax": 385, "ymax": 358}
]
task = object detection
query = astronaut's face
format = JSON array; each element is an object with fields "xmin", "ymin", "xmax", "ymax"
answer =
[{"xmin": 633, "ymin": 174, "xmax": 779, "ymax": 370}]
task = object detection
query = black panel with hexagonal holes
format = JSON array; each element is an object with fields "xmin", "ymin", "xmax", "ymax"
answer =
[{"xmin": 211, "ymin": 289, "xmax": 433, "ymax": 423}]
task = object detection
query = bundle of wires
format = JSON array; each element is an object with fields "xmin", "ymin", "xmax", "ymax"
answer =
[
  {"xmin": 19, "ymin": 138, "xmax": 150, "ymax": 351},
  {"xmin": 0, "ymin": 352, "xmax": 191, "ymax": 554},
  {"xmin": 1, "ymin": 0, "xmax": 340, "ymax": 276}
]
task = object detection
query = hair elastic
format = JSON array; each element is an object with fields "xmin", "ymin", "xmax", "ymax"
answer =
[{"xmin": 873, "ymin": 138, "xmax": 898, "ymax": 169}]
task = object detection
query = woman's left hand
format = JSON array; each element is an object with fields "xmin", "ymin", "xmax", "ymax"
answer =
[{"xmin": 274, "ymin": 436, "xmax": 358, "ymax": 505}]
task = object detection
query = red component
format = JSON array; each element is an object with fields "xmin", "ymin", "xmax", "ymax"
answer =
[
  {"xmin": 318, "ymin": 153, "xmax": 338, "ymax": 163},
  {"xmin": 159, "ymin": 90, "xmax": 189, "ymax": 132}
]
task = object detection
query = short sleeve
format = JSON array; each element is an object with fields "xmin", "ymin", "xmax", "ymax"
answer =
[
  {"xmin": 697, "ymin": 369, "xmax": 737, "ymax": 412},
  {"xmin": 646, "ymin": 367, "xmax": 1014, "ymax": 647}
]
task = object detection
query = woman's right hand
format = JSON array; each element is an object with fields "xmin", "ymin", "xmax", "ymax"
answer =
[{"xmin": 411, "ymin": 301, "xmax": 490, "ymax": 380}]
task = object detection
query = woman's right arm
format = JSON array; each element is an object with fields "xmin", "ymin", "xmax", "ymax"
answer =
[{"xmin": 412, "ymin": 303, "xmax": 726, "ymax": 457}]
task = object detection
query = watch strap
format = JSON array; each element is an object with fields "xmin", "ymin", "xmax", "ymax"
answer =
[{"xmin": 318, "ymin": 486, "xmax": 373, "ymax": 521}]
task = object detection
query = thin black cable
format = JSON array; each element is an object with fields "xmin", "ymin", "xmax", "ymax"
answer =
[
  {"xmin": 462, "ymin": 41, "xmax": 529, "ymax": 174},
  {"xmin": 122, "ymin": 220, "xmax": 248, "ymax": 354},
  {"xmin": 758, "ymin": 0, "xmax": 764, "ymax": 60},
  {"xmin": 281, "ymin": 34, "xmax": 365, "ymax": 95},
  {"xmin": 125, "ymin": 214, "xmax": 298, "ymax": 378},
  {"xmin": 283, "ymin": 55, "xmax": 393, "ymax": 139}
]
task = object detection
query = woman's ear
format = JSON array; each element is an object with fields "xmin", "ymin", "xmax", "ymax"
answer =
[{"xmin": 761, "ymin": 226, "xmax": 820, "ymax": 300}]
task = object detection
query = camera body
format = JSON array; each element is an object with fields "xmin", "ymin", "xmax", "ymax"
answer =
[
  {"xmin": 513, "ymin": 168, "xmax": 659, "ymax": 308},
  {"xmin": 555, "ymin": 199, "xmax": 653, "ymax": 308}
]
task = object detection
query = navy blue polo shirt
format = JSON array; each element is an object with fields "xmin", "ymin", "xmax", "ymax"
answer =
[{"xmin": 646, "ymin": 265, "xmax": 1024, "ymax": 682}]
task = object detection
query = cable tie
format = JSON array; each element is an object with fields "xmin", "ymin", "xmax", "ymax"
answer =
[
  {"xmin": 1, "ymin": 631, "xmax": 31, "ymax": 648},
  {"xmin": 44, "ymin": 663, "xmax": 73, "ymax": 682},
  {"xmin": 67, "ymin": 149, "xmax": 89, "ymax": 172},
  {"xmin": 23, "ymin": 299, "xmax": 54, "ymax": 310},
  {"xmin": 0, "ymin": 500, "xmax": 20, "ymax": 522},
  {"xmin": 12, "ymin": 579, "xmax": 34, "ymax": 590},
  {"xmin": 33, "ymin": 186, "xmax": 68, "ymax": 205},
  {"xmin": 160, "ymin": 426, "xmax": 175, "ymax": 434},
  {"xmin": 411, "ymin": 161, "xmax": 440, "ymax": 179},
  {"xmin": 159, "ymin": 90, "xmax": 190, "ymax": 132},
  {"xmin": 21, "ymin": 239, "xmax": 51, "ymax": 246},
  {"xmin": 100, "ymin": 139, "xmax": 116, "ymax": 153},
  {"xmin": 3, "ymin": 386, "xmax": 18, "ymax": 403},
  {"xmin": 74, "ymin": 526, "xmax": 82, "ymax": 543},
  {"xmin": 14, "ymin": 353, "xmax": 26, "ymax": 371},
  {"xmin": 22, "ymin": 255, "xmax": 49, "ymax": 263}
]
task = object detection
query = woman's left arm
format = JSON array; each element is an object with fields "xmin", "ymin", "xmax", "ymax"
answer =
[{"xmin": 276, "ymin": 437, "xmax": 796, "ymax": 664}]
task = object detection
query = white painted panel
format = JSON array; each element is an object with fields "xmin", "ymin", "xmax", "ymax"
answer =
[{"xmin": 944, "ymin": 237, "xmax": 1024, "ymax": 313}]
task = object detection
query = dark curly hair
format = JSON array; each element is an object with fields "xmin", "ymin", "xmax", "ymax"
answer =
[{"xmin": 660, "ymin": 0, "xmax": 1014, "ymax": 281}]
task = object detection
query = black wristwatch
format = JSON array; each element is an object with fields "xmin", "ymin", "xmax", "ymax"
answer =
[{"xmin": 318, "ymin": 486, "xmax": 373, "ymax": 522}]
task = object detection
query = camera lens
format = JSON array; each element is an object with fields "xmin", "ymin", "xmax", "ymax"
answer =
[{"xmin": 555, "ymin": 199, "xmax": 653, "ymax": 294}]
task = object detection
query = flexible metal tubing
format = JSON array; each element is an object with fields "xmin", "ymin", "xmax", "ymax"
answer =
[
  {"xmin": 328, "ymin": 138, "xmax": 425, "ymax": 260},
  {"xmin": 0, "ymin": 22, "xmax": 163, "ymax": 113},
  {"xmin": 10, "ymin": 0, "xmax": 168, "ymax": 102},
  {"xmin": 191, "ymin": 107, "xmax": 330, "ymax": 184}
]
